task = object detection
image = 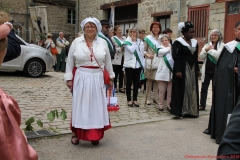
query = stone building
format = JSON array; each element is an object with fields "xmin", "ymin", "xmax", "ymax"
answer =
[
  {"xmin": 0, "ymin": 0, "xmax": 239, "ymax": 45},
  {"xmin": 78, "ymin": 0, "xmax": 240, "ymax": 44},
  {"xmin": 0, "ymin": 0, "xmax": 77, "ymax": 44}
]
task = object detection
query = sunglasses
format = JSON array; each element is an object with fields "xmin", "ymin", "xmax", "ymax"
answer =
[{"xmin": 103, "ymin": 25, "xmax": 110, "ymax": 29}]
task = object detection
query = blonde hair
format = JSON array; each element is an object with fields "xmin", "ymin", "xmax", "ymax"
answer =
[
  {"xmin": 0, "ymin": 12, "xmax": 10, "ymax": 60},
  {"xmin": 0, "ymin": 11, "xmax": 10, "ymax": 24}
]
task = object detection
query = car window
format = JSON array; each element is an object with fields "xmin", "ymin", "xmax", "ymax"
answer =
[{"xmin": 16, "ymin": 37, "xmax": 26, "ymax": 45}]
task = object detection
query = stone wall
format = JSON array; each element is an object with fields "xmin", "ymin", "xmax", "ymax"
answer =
[
  {"xmin": 181, "ymin": 0, "xmax": 226, "ymax": 40},
  {"xmin": 0, "ymin": 0, "xmax": 75, "ymax": 43}
]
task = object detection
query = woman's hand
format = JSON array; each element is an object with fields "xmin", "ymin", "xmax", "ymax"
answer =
[
  {"xmin": 147, "ymin": 54, "xmax": 154, "ymax": 59},
  {"xmin": 131, "ymin": 34, "xmax": 137, "ymax": 42},
  {"xmin": 109, "ymin": 80, "xmax": 114, "ymax": 89},
  {"xmin": 198, "ymin": 71, "xmax": 202, "ymax": 77},
  {"xmin": 67, "ymin": 80, "xmax": 73, "ymax": 92},
  {"xmin": 176, "ymin": 72, "xmax": 182, "ymax": 78},
  {"xmin": 234, "ymin": 67, "xmax": 238, "ymax": 74},
  {"xmin": 205, "ymin": 45, "xmax": 213, "ymax": 52}
]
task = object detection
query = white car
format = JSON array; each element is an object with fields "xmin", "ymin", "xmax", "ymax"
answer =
[{"xmin": 0, "ymin": 35, "xmax": 54, "ymax": 77}]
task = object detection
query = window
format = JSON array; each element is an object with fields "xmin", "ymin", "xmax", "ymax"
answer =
[
  {"xmin": 108, "ymin": 4, "xmax": 138, "ymax": 36},
  {"xmin": 228, "ymin": 2, "xmax": 240, "ymax": 15},
  {"xmin": 188, "ymin": 5, "xmax": 210, "ymax": 38},
  {"xmin": 157, "ymin": 16, "xmax": 170, "ymax": 31},
  {"xmin": 119, "ymin": 22, "xmax": 138, "ymax": 36},
  {"xmin": 67, "ymin": 9, "xmax": 75, "ymax": 24}
]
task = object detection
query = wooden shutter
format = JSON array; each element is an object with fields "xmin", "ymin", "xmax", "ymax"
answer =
[{"xmin": 188, "ymin": 5, "xmax": 210, "ymax": 39}]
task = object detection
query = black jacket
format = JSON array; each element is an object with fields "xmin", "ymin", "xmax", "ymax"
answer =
[{"xmin": 3, "ymin": 30, "xmax": 21, "ymax": 62}]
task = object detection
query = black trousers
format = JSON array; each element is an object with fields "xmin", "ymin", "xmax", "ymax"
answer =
[
  {"xmin": 125, "ymin": 67, "xmax": 142, "ymax": 101},
  {"xmin": 113, "ymin": 65, "xmax": 123, "ymax": 89},
  {"xmin": 200, "ymin": 72, "xmax": 214, "ymax": 108}
]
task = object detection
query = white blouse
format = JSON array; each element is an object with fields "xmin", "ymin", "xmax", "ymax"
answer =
[{"xmin": 64, "ymin": 35, "xmax": 115, "ymax": 81}]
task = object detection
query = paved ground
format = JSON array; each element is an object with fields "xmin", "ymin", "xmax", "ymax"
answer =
[
  {"xmin": 0, "ymin": 71, "xmax": 212, "ymax": 133},
  {"xmin": 0, "ymin": 71, "xmax": 216, "ymax": 160},
  {"xmin": 28, "ymin": 115, "xmax": 219, "ymax": 160}
]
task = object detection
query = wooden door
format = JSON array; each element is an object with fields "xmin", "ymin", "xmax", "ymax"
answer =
[{"xmin": 224, "ymin": 1, "xmax": 240, "ymax": 43}]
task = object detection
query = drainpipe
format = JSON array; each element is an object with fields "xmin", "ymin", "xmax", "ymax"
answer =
[
  {"xmin": 75, "ymin": 0, "xmax": 79, "ymax": 37},
  {"xmin": 177, "ymin": 0, "xmax": 181, "ymax": 37},
  {"xmin": 26, "ymin": 0, "xmax": 29, "ymax": 42}
]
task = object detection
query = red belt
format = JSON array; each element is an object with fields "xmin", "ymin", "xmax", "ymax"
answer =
[{"xmin": 81, "ymin": 66, "xmax": 99, "ymax": 69}]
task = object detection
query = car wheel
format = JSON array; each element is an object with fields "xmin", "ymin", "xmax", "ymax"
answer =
[{"xmin": 24, "ymin": 59, "xmax": 45, "ymax": 77}]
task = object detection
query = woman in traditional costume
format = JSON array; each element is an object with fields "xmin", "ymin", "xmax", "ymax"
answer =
[
  {"xmin": 64, "ymin": 17, "xmax": 115, "ymax": 145},
  {"xmin": 199, "ymin": 29, "xmax": 224, "ymax": 111},
  {"xmin": 144, "ymin": 22, "xmax": 162, "ymax": 105},
  {"xmin": 170, "ymin": 21, "xmax": 201, "ymax": 118},
  {"xmin": 123, "ymin": 26, "xmax": 145, "ymax": 107},
  {"xmin": 111, "ymin": 25, "xmax": 125, "ymax": 93},
  {"xmin": 155, "ymin": 34, "xmax": 173, "ymax": 111}
]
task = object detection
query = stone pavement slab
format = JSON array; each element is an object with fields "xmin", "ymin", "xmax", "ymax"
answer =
[
  {"xmin": 0, "ymin": 71, "xmax": 212, "ymax": 134},
  {"xmin": 28, "ymin": 115, "xmax": 219, "ymax": 160}
]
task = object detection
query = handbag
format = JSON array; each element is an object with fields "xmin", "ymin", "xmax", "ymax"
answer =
[
  {"xmin": 50, "ymin": 47, "xmax": 58, "ymax": 55},
  {"xmin": 146, "ymin": 53, "xmax": 159, "ymax": 70},
  {"xmin": 85, "ymin": 39, "xmax": 110, "ymax": 85}
]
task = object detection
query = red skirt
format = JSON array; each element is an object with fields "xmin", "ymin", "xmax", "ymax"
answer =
[{"xmin": 71, "ymin": 66, "xmax": 111, "ymax": 141}]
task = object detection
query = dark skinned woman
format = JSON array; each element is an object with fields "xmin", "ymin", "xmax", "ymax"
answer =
[{"xmin": 170, "ymin": 21, "xmax": 201, "ymax": 118}]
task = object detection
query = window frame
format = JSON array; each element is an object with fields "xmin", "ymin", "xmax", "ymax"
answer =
[
  {"xmin": 67, "ymin": 9, "xmax": 76, "ymax": 25},
  {"xmin": 188, "ymin": 4, "xmax": 210, "ymax": 39}
]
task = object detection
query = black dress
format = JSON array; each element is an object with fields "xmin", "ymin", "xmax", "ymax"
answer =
[
  {"xmin": 204, "ymin": 40, "xmax": 240, "ymax": 144},
  {"xmin": 170, "ymin": 37, "xmax": 200, "ymax": 117}
]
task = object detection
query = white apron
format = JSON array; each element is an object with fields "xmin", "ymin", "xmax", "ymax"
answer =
[{"xmin": 72, "ymin": 67, "xmax": 110, "ymax": 129}]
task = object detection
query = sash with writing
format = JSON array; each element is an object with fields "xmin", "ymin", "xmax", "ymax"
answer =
[
  {"xmin": 98, "ymin": 32, "xmax": 114, "ymax": 53},
  {"xmin": 123, "ymin": 39, "xmax": 145, "ymax": 80},
  {"xmin": 113, "ymin": 36, "xmax": 123, "ymax": 47},
  {"xmin": 144, "ymin": 35, "xmax": 161, "ymax": 55}
]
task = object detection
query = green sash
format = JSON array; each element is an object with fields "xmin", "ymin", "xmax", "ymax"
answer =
[
  {"xmin": 124, "ymin": 40, "xmax": 145, "ymax": 80},
  {"xmin": 163, "ymin": 54, "xmax": 173, "ymax": 72},
  {"xmin": 113, "ymin": 36, "xmax": 123, "ymax": 47},
  {"xmin": 206, "ymin": 43, "xmax": 217, "ymax": 64},
  {"xmin": 98, "ymin": 33, "xmax": 114, "ymax": 52},
  {"xmin": 207, "ymin": 55, "xmax": 217, "ymax": 64},
  {"xmin": 144, "ymin": 35, "xmax": 160, "ymax": 55},
  {"xmin": 236, "ymin": 43, "xmax": 240, "ymax": 51}
]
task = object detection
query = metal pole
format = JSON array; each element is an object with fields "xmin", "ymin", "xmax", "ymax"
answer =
[
  {"xmin": 29, "ymin": 28, "xmax": 32, "ymax": 43},
  {"xmin": 26, "ymin": 0, "xmax": 29, "ymax": 42},
  {"xmin": 177, "ymin": 0, "xmax": 181, "ymax": 37},
  {"xmin": 75, "ymin": 0, "xmax": 79, "ymax": 37}
]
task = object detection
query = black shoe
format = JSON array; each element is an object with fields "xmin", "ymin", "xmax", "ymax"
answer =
[
  {"xmin": 133, "ymin": 101, "xmax": 139, "ymax": 107},
  {"xmin": 91, "ymin": 141, "xmax": 99, "ymax": 145},
  {"xmin": 158, "ymin": 108, "xmax": 163, "ymax": 111},
  {"xmin": 128, "ymin": 101, "xmax": 133, "ymax": 107}
]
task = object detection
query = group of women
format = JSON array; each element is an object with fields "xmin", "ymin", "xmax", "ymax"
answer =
[{"xmin": 64, "ymin": 17, "xmax": 225, "ymax": 145}]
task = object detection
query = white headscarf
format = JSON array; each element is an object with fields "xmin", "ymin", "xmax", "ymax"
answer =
[{"xmin": 80, "ymin": 17, "xmax": 102, "ymax": 33}]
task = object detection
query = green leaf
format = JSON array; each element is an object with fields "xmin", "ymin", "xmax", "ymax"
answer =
[
  {"xmin": 47, "ymin": 112, "xmax": 55, "ymax": 122},
  {"xmin": 37, "ymin": 120, "xmax": 43, "ymax": 127},
  {"xmin": 60, "ymin": 109, "xmax": 67, "ymax": 120},
  {"xmin": 55, "ymin": 109, "xmax": 59, "ymax": 118},
  {"xmin": 25, "ymin": 124, "xmax": 33, "ymax": 131},
  {"xmin": 51, "ymin": 110, "xmax": 55, "ymax": 118},
  {"xmin": 25, "ymin": 117, "xmax": 35, "ymax": 125}
]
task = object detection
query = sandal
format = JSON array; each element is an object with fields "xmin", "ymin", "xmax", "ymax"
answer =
[
  {"xmin": 133, "ymin": 101, "xmax": 139, "ymax": 107},
  {"xmin": 71, "ymin": 135, "xmax": 79, "ymax": 145},
  {"xmin": 167, "ymin": 105, "xmax": 171, "ymax": 111},
  {"xmin": 119, "ymin": 88, "xmax": 125, "ymax": 93},
  {"xmin": 128, "ymin": 101, "xmax": 133, "ymax": 107},
  {"xmin": 199, "ymin": 106, "xmax": 205, "ymax": 111}
]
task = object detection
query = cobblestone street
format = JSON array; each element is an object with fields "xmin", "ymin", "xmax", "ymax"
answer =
[{"xmin": 0, "ymin": 71, "xmax": 212, "ymax": 135}]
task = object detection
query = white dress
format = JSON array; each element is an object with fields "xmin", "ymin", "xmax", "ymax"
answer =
[{"xmin": 64, "ymin": 35, "xmax": 115, "ymax": 130}]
